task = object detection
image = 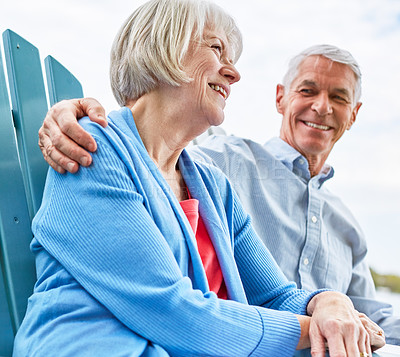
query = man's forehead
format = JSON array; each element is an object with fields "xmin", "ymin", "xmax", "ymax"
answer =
[{"xmin": 293, "ymin": 55, "xmax": 357, "ymax": 91}]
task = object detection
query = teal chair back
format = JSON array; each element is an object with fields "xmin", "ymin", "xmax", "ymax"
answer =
[
  {"xmin": 45, "ymin": 55, "xmax": 83, "ymax": 107},
  {"xmin": 0, "ymin": 44, "xmax": 33, "ymax": 357},
  {"xmin": 0, "ymin": 29, "xmax": 83, "ymax": 356}
]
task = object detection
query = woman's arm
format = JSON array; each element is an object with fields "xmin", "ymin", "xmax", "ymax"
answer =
[{"xmin": 34, "ymin": 122, "xmax": 302, "ymax": 357}]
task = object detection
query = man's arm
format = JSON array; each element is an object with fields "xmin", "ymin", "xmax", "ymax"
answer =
[
  {"xmin": 348, "ymin": 258, "xmax": 400, "ymax": 345},
  {"xmin": 39, "ymin": 98, "xmax": 107, "ymax": 173}
]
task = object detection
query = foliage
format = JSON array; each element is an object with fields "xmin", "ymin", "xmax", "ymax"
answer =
[{"xmin": 370, "ymin": 268, "xmax": 400, "ymax": 294}]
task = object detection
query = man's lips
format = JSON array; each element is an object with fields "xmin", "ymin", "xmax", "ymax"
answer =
[{"xmin": 303, "ymin": 121, "xmax": 331, "ymax": 131}]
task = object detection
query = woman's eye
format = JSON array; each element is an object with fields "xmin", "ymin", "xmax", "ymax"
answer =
[{"xmin": 212, "ymin": 44, "xmax": 222, "ymax": 54}]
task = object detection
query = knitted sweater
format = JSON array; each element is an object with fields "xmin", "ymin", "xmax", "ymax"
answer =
[{"xmin": 14, "ymin": 107, "xmax": 320, "ymax": 357}]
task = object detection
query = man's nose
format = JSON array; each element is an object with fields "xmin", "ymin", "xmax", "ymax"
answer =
[{"xmin": 311, "ymin": 92, "xmax": 333, "ymax": 116}]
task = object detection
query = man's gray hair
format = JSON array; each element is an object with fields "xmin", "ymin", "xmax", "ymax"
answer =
[
  {"xmin": 282, "ymin": 44, "xmax": 362, "ymax": 105},
  {"xmin": 110, "ymin": 0, "xmax": 243, "ymax": 106}
]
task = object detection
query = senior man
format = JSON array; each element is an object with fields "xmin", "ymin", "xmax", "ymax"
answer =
[{"xmin": 38, "ymin": 44, "xmax": 400, "ymax": 344}]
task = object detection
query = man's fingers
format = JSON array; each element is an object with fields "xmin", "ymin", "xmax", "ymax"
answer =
[
  {"xmin": 39, "ymin": 137, "xmax": 65, "ymax": 174},
  {"xmin": 38, "ymin": 98, "xmax": 104, "ymax": 170},
  {"xmin": 49, "ymin": 104, "xmax": 97, "ymax": 153},
  {"xmin": 50, "ymin": 133, "xmax": 92, "ymax": 169},
  {"xmin": 38, "ymin": 131, "xmax": 85, "ymax": 173},
  {"xmin": 358, "ymin": 313, "xmax": 386, "ymax": 351},
  {"xmin": 359, "ymin": 313, "xmax": 381, "ymax": 333},
  {"xmin": 47, "ymin": 156, "xmax": 67, "ymax": 174},
  {"xmin": 365, "ymin": 325, "xmax": 386, "ymax": 351},
  {"xmin": 79, "ymin": 97, "xmax": 107, "ymax": 128},
  {"xmin": 56, "ymin": 119, "xmax": 97, "ymax": 153},
  {"xmin": 371, "ymin": 334, "xmax": 386, "ymax": 351}
]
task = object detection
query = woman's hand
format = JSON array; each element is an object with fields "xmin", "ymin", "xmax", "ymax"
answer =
[
  {"xmin": 358, "ymin": 312, "xmax": 386, "ymax": 351},
  {"xmin": 304, "ymin": 291, "xmax": 385, "ymax": 356},
  {"xmin": 38, "ymin": 97, "xmax": 107, "ymax": 173}
]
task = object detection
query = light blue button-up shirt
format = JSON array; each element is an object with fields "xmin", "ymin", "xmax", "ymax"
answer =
[{"xmin": 190, "ymin": 135, "xmax": 400, "ymax": 345}]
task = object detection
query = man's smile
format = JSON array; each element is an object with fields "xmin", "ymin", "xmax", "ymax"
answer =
[{"xmin": 303, "ymin": 121, "xmax": 331, "ymax": 131}]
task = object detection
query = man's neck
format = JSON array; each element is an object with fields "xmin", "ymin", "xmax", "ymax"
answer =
[
  {"xmin": 277, "ymin": 136, "xmax": 329, "ymax": 177},
  {"xmin": 304, "ymin": 154, "xmax": 328, "ymax": 177}
]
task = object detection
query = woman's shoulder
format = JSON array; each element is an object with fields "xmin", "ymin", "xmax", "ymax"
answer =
[
  {"xmin": 79, "ymin": 107, "xmax": 147, "ymax": 163},
  {"xmin": 79, "ymin": 107, "xmax": 134, "ymax": 140}
]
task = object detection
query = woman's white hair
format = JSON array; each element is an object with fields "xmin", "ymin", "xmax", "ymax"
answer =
[
  {"xmin": 110, "ymin": 0, "xmax": 242, "ymax": 106},
  {"xmin": 282, "ymin": 44, "xmax": 362, "ymax": 105}
]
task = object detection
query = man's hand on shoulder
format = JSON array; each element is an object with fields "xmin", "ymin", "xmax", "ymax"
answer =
[{"xmin": 39, "ymin": 97, "xmax": 107, "ymax": 173}]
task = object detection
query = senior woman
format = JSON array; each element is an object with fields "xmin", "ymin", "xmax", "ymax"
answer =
[{"xmin": 14, "ymin": 0, "xmax": 383, "ymax": 356}]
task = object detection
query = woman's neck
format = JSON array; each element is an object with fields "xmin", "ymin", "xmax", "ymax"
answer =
[
  {"xmin": 127, "ymin": 93, "xmax": 199, "ymax": 201},
  {"xmin": 128, "ymin": 95, "xmax": 184, "ymax": 168}
]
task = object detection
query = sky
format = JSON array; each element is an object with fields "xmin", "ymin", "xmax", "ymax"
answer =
[{"xmin": 1, "ymin": 0, "xmax": 400, "ymax": 275}]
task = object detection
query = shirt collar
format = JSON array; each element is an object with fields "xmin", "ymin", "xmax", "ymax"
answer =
[{"xmin": 264, "ymin": 137, "xmax": 334, "ymax": 187}]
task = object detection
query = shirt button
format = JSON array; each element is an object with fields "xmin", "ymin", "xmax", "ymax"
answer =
[
  {"xmin": 299, "ymin": 159, "xmax": 305, "ymax": 165},
  {"xmin": 311, "ymin": 216, "xmax": 318, "ymax": 223},
  {"xmin": 303, "ymin": 258, "xmax": 309, "ymax": 266}
]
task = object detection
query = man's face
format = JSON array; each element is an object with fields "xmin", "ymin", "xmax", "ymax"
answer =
[{"xmin": 276, "ymin": 55, "xmax": 362, "ymax": 166}]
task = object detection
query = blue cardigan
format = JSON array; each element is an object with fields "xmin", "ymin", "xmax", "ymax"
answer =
[{"xmin": 14, "ymin": 107, "xmax": 320, "ymax": 357}]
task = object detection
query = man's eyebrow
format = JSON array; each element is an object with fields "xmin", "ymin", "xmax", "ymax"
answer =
[
  {"xmin": 296, "ymin": 80, "xmax": 352, "ymax": 99},
  {"xmin": 333, "ymin": 87, "xmax": 351, "ymax": 99},
  {"xmin": 295, "ymin": 80, "xmax": 317, "ymax": 89}
]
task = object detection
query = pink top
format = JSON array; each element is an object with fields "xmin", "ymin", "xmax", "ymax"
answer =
[{"xmin": 180, "ymin": 197, "xmax": 227, "ymax": 299}]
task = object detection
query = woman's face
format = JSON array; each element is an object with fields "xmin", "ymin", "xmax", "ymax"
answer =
[{"xmin": 176, "ymin": 27, "xmax": 241, "ymax": 131}]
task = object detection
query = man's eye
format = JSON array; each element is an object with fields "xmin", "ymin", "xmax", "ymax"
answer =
[
  {"xmin": 333, "ymin": 95, "xmax": 349, "ymax": 103},
  {"xmin": 299, "ymin": 88, "xmax": 313, "ymax": 95}
]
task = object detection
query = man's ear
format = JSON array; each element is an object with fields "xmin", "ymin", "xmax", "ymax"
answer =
[
  {"xmin": 347, "ymin": 102, "xmax": 362, "ymax": 130},
  {"xmin": 276, "ymin": 84, "xmax": 286, "ymax": 115}
]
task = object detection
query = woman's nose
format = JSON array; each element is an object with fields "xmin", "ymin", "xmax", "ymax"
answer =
[{"xmin": 221, "ymin": 63, "xmax": 241, "ymax": 84}]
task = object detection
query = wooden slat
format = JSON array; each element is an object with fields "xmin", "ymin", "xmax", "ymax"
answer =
[
  {"xmin": 3, "ymin": 29, "xmax": 49, "ymax": 218},
  {"xmin": 0, "ymin": 39, "xmax": 35, "ymax": 356}
]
